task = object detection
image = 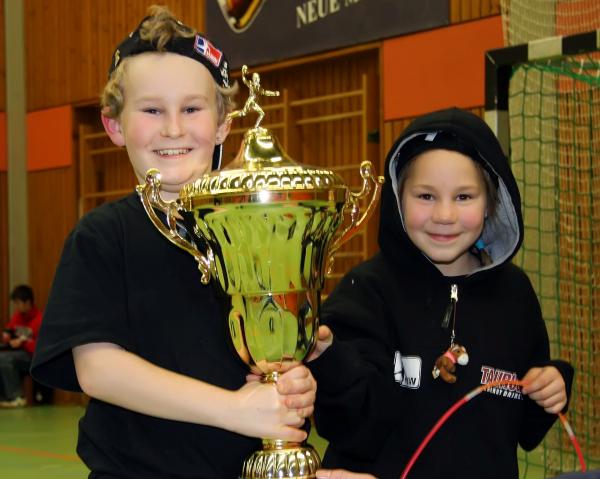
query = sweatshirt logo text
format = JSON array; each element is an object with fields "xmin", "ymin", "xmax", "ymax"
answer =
[{"xmin": 480, "ymin": 365, "xmax": 523, "ymax": 400}]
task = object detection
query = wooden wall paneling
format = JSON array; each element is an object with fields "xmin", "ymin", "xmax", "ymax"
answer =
[
  {"xmin": 449, "ymin": 0, "xmax": 501, "ymax": 23},
  {"xmin": 0, "ymin": 0, "xmax": 5, "ymax": 320},
  {"xmin": 479, "ymin": 0, "xmax": 496, "ymax": 17},
  {"xmin": 365, "ymin": 69, "xmax": 383, "ymax": 257},
  {"xmin": 78, "ymin": 123, "xmax": 93, "ymax": 217},
  {"xmin": 75, "ymin": 104, "xmax": 136, "ymax": 216},
  {"xmin": 28, "ymin": 167, "xmax": 77, "ymax": 312},
  {"xmin": 0, "ymin": 0, "xmax": 5, "ymax": 110},
  {"xmin": 29, "ymin": 107, "xmax": 83, "ymax": 405},
  {"xmin": 25, "ymin": 0, "xmax": 206, "ymax": 111},
  {"xmin": 294, "ymin": 72, "xmax": 373, "ymax": 291},
  {"xmin": 0, "ymin": 173, "xmax": 7, "ymax": 321},
  {"xmin": 79, "ymin": 137, "xmax": 134, "ymax": 215}
]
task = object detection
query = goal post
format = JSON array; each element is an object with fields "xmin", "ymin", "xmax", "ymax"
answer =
[{"xmin": 485, "ymin": 29, "xmax": 600, "ymax": 477}]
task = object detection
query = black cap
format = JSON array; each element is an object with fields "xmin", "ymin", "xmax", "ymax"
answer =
[
  {"xmin": 109, "ymin": 17, "xmax": 230, "ymax": 88},
  {"xmin": 109, "ymin": 17, "xmax": 230, "ymax": 170}
]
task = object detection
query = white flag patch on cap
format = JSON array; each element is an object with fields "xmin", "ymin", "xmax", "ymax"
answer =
[{"xmin": 194, "ymin": 35, "xmax": 223, "ymax": 67}]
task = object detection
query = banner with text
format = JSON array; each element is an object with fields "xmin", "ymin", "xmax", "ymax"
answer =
[{"xmin": 206, "ymin": 0, "xmax": 449, "ymax": 68}]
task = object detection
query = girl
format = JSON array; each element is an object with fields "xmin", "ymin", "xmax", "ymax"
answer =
[{"xmin": 308, "ymin": 108, "xmax": 573, "ymax": 479}]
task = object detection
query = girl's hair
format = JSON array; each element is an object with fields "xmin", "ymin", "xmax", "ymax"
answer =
[{"xmin": 100, "ymin": 5, "xmax": 237, "ymax": 122}]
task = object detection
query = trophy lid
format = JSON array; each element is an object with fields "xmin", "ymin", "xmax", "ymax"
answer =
[
  {"xmin": 179, "ymin": 66, "xmax": 346, "ymax": 202},
  {"xmin": 180, "ymin": 128, "xmax": 346, "ymax": 200}
]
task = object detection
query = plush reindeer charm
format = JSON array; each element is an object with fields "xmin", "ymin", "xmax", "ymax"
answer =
[{"xmin": 432, "ymin": 343, "xmax": 469, "ymax": 383}]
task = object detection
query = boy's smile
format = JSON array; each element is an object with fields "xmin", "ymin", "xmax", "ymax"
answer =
[
  {"xmin": 401, "ymin": 149, "xmax": 487, "ymax": 276},
  {"xmin": 103, "ymin": 52, "xmax": 230, "ymax": 200}
]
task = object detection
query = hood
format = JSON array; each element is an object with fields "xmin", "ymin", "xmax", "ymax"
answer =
[{"xmin": 378, "ymin": 107, "xmax": 523, "ymax": 278}]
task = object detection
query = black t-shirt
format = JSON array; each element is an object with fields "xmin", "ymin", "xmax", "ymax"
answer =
[{"xmin": 32, "ymin": 193, "xmax": 258, "ymax": 478}]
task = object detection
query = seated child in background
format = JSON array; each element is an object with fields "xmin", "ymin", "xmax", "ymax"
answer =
[
  {"xmin": 32, "ymin": 6, "xmax": 315, "ymax": 478},
  {"xmin": 308, "ymin": 107, "xmax": 573, "ymax": 479},
  {"xmin": 0, "ymin": 284, "xmax": 42, "ymax": 407}
]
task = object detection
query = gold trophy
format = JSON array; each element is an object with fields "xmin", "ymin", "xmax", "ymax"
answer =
[{"xmin": 137, "ymin": 67, "xmax": 384, "ymax": 479}]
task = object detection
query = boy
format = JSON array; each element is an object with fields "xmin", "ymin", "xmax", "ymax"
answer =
[
  {"xmin": 308, "ymin": 108, "xmax": 573, "ymax": 479},
  {"xmin": 32, "ymin": 6, "xmax": 315, "ymax": 478},
  {"xmin": 0, "ymin": 285, "xmax": 42, "ymax": 407}
]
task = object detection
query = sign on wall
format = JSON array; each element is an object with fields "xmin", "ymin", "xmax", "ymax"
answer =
[{"xmin": 206, "ymin": 0, "xmax": 449, "ymax": 68}]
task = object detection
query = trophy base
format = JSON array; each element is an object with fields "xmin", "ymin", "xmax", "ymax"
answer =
[{"xmin": 241, "ymin": 441, "xmax": 321, "ymax": 479}]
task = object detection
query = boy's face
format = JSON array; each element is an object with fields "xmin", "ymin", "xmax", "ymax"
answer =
[
  {"xmin": 401, "ymin": 149, "xmax": 487, "ymax": 276},
  {"xmin": 103, "ymin": 53, "xmax": 230, "ymax": 200},
  {"xmin": 12, "ymin": 299, "xmax": 32, "ymax": 314}
]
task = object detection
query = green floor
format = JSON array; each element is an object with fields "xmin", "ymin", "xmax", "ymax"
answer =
[
  {"xmin": 0, "ymin": 406, "xmax": 561, "ymax": 479},
  {"xmin": 0, "ymin": 405, "xmax": 327, "ymax": 479},
  {"xmin": 0, "ymin": 406, "xmax": 89, "ymax": 478}
]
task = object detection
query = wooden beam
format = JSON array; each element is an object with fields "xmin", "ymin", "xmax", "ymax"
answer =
[{"xmin": 5, "ymin": 0, "xmax": 28, "ymax": 288}]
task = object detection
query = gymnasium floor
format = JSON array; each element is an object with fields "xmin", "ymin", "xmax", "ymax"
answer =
[
  {"xmin": 0, "ymin": 405, "xmax": 329, "ymax": 479},
  {"xmin": 0, "ymin": 405, "xmax": 548, "ymax": 478},
  {"xmin": 0, "ymin": 406, "xmax": 89, "ymax": 478}
]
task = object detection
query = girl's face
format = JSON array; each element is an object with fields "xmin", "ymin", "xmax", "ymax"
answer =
[{"xmin": 400, "ymin": 149, "xmax": 487, "ymax": 276}]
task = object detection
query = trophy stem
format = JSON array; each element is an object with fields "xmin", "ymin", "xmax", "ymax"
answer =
[
  {"xmin": 261, "ymin": 371, "xmax": 281, "ymax": 384},
  {"xmin": 262, "ymin": 438, "xmax": 299, "ymax": 450}
]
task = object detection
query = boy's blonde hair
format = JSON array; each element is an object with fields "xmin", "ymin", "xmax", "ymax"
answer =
[{"xmin": 101, "ymin": 5, "xmax": 237, "ymax": 122}]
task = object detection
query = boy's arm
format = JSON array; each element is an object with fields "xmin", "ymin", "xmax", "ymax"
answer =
[
  {"xmin": 23, "ymin": 309, "xmax": 43, "ymax": 355},
  {"xmin": 73, "ymin": 342, "xmax": 312, "ymax": 442},
  {"xmin": 4, "ymin": 311, "xmax": 19, "ymax": 332}
]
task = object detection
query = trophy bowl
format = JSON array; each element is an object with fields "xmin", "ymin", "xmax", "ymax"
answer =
[{"xmin": 137, "ymin": 69, "xmax": 383, "ymax": 479}]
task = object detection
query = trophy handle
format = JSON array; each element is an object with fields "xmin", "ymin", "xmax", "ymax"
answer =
[
  {"xmin": 136, "ymin": 168, "xmax": 213, "ymax": 284},
  {"xmin": 327, "ymin": 161, "xmax": 384, "ymax": 273}
]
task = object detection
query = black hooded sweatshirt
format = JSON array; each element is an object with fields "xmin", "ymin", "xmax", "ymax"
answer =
[{"xmin": 308, "ymin": 108, "xmax": 574, "ymax": 479}]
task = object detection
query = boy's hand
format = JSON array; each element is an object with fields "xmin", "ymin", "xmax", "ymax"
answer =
[
  {"xmin": 306, "ymin": 325, "xmax": 334, "ymax": 362},
  {"xmin": 521, "ymin": 366, "xmax": 567, "ymax": 414},
  {"xmin": 9, "ymin": 337, "xmax": 25, "ymax": 349},
  {"xmin": 316, "ymin": 469, "xmax": 377, "ymax": 479},
  {"xmin": 233, "ymin": 379, "xmax": 307, "ymax": 442}
]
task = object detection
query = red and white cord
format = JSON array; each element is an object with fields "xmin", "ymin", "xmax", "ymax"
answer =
[{"xmin": 400, "ymin": 379, "xmax": 586, "ymax": 479}]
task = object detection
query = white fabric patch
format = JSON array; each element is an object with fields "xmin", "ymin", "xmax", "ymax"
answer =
[{"xmin": 394, "ymin": 352, "xmax": 422, "ymax": 389}]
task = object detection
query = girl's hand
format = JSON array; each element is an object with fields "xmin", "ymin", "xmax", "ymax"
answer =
[
  {"xmin": 522, "ymin": 366, "xmax": 567, "ymax": 414},
  {"xmin": 277, "ymin": 364, "xmax": 316, "ymax": 420},
  {"xmin": 307, "ymin": 325, "xmax": 334, "ymax": 361},
  {"xmin": 316, "ymin": 469, "xmax": 377, "ymax": 479}
]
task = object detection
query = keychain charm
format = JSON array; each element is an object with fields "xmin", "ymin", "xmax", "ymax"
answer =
[
  {"xmin": 432, "ymin": 343, "xmax": 469, "ymax": 383},
  {"xmin": 434, "ymin": 284, "xmax": 469, "ymax": 383}
]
